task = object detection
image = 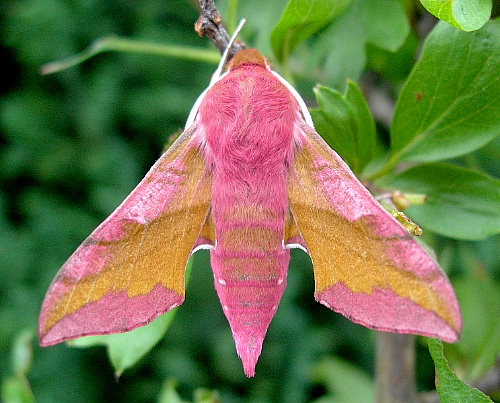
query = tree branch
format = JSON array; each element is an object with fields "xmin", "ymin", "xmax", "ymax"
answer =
[
  {"xmin": 375, "ymin": 333, "xmax": 418, "ymax": 403},
  {"xmin": 195, "ymin": 0, "xmax": 245, "ymax": 59}
]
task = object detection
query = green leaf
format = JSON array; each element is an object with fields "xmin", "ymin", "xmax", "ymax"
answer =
[
  {"xmin": 428, "ymin": 338, "xmax": 493, "ymax": 403},
  {"xmin": 270, "ymin": 0, "xmax": 352, "ymax": 62},
  {"xmin": 390, "ymin": 20, "xmax": 500, "ymax": 165},
  {"xmin": 70, "ymin": 255, "xmax": 195, "ymax": 376},
  {"xmin": 70, "ymin": 307, "xmax": 177, "ymax": 376},
  {"xmin": 193, "ymin": 388, "xmax": 220, "ymax": 403},
  {"xmin": 386, "ymin": 163, "xmax": 500, "ymax": 240},
  {"xmin": 233, "ymin": 0, "xmax": 288, "ymax": 57},
  {"xmin": 311, "ymin": 357, "xmax": 373, "ymax": 403},
  {"xmin": 310, "ymin": 81, "xmax": 377, "ymax": 174},
  {"xmin": 448, "ymin": 267, "xmax": 500, "ymax": 380},
  {"xmin": 309, "ymin": 0, "xmax": 409, "ymax": 90},
  {"xmin": 1, "ymin": 330, "xmax": 35, "ymax": 403},
  {"xmin": 420, "ymin": 0, "xmax": 492, "ymax": 31},
  {"xmin": 1, "ymin": 377, "xmax": 35, "ymax": 403},
  {"xmin": 366, "ymin": 31, "xmax": 419, "ymax": 85},
  {"xmin": 11, "ymin": 331, "xmax": 33, "ymax": 376},
  {"xmin": 157, "ymin": 379, "xmax": 187, "ymax": 403}
]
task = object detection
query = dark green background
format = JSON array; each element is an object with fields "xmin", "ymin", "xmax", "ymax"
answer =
[{"xmin": 1, "ymin": 1, "xmax": 498, "ymax": 402}]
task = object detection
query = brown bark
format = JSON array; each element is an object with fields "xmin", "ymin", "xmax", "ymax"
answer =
[
  {"xmin": 195, "ymin": 0, "xmax": 245, "ymax": 59},
  {"xmin": 375, "ymin": 333, "xmax": 417, "ymax": 403}
]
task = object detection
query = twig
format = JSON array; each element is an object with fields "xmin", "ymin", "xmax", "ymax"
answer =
[
  {"xmin": 375, "ymin": 333, "xmax": 418, "ymax": 403},
  {"xmin": 195, "ymin": 0, "xmax": 245, "ymax": 59},
  {"xmin": 40, "ymin": 36, "xmax": 220, "ymax": 75}
]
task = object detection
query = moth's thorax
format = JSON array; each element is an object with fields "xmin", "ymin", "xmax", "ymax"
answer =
[
  {"xmin": 228, "ymin": 49, "xmax": 267, "ymax": 70},
  {"xmin": 199, "ymin": 64, "xmax": 298, "ymax": 177}
]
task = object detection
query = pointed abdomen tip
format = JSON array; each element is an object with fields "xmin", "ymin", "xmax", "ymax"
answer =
[{"xmin": 234, "ymin": 334, "xmax": 264, "ymax": 378}]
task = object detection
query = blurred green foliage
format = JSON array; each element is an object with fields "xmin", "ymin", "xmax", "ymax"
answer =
[{"xmin": 0, "ymin": 0, "xmax": 499, "ymax": 402}]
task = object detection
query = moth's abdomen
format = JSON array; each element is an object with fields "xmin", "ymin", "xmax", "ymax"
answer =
[{"xmin": 210, "ymin": 204, "xmax": 289, "ymax": 377}]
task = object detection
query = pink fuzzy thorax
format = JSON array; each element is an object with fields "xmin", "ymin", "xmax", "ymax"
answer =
[{"xmin": 199, "ymin": 59, "xmax": 297, "ymax": 377}]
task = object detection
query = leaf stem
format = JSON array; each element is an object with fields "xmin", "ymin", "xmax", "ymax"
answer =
[{"xmin": 40, "ymin": 36, "xmax": 220, "ymax": 75}]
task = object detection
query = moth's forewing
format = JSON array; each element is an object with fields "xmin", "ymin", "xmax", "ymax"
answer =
[
  {"xmin": 39, "ymin": 127, "xmax": 212, "ymax": 346},
  {"xmin": 287, "ymin": 124, "xmax": 461, "ymax": 342}
]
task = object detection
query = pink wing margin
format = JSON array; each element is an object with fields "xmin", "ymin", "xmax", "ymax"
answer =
[
  {"xmin": 287, "ymin": 123, "xmax": 461, "ymax": 342},
  {"xmin": 39, "ymin": 125, "xmax": 212, "ymax": 346}
]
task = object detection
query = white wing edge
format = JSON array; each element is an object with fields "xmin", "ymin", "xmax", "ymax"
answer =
[{"xmin": 272, "ymin": 71, "xmax": 315, "ymax": 129}]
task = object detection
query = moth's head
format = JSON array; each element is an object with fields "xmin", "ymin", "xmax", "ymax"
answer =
[{"xmin": 228, "ymin": 49, "xmax": 269, "ymax": 71}]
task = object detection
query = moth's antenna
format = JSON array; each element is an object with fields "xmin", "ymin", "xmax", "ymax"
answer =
[{"xmin": 210, "ymin": 18, "xmax": 246, "ymax": 85}]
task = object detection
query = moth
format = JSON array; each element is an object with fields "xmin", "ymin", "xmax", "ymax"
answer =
[{"xmin": 39, "ymin": 48, "xmax": 461, "ymax": 377}]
